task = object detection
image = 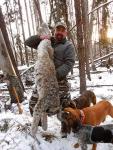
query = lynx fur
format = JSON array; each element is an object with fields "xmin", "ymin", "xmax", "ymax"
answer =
[
  {"xmin": 31, "ymin": 24, "xmax": 60, "ymax": 136},
  {"xmin": 37, "ymin": 22, "xmax": 51, "ymax": 37}
]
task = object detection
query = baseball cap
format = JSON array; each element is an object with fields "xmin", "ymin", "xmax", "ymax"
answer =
[{"xmin": 55, "ymin": 22, "xmax": 67, "ymax": 29}]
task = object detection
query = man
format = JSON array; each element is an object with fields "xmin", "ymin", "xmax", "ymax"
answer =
[{"xmin": 25, "ymin": 22, "xmax": 75, "ymax": 116}]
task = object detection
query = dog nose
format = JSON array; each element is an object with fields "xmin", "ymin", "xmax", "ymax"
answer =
[{"xmin": 61, "ymin": 132, "xmax": 67, "ymax": 138}]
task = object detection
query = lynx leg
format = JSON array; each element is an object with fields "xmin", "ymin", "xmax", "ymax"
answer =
[
  {"xmin": 41, "ymin": 112, "xmax": 48, "ymax": 131},
  {"xmin": 31, "ymin": 115, "xmax": 41, "ymax": 136}
]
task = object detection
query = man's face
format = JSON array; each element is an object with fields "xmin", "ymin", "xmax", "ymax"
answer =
[{"xmin": 54, "ymin": 26, "xmax": 67, "ymax": 42}]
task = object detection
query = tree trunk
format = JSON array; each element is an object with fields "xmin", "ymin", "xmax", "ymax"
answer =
[
  {"xmin": 0, "ymin": 7, "xmax": 24, "ymax": 104},
  {"xmin": 0, "ymin": 7, "xmax": 24, "ymax": 90},
  {"xmin": 33, "ymin": 0, "xmax": 43, "ymax": 24},
  {"xmin": 74, "ymin": 0, "xmax": 86, "ymax": 94},
  {"xmin": 81, "ymin": 0, "xmax": 91, "ymax": 80},
  {"xmin": 29, "ymin": 0, "xmax": 36, "ymax": 34},
  {"xmin": 0, "ymin": 29, "xmax": 24, "ymax": 107},
  {"xmin": 89, "ymin": 0, "xmax": 97, "ymax": 71},
  {"xmin": 18, "ymin": 0, "xmax": 29, "ymax": 65},
  {"xmin": 24, "ymin": 0, "xmax": 34, "ymax": 60}
]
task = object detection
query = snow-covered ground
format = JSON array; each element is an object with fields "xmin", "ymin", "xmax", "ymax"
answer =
[{"xmin": 0, "ymin": 66, "xmax": 113, "ymax": 150}]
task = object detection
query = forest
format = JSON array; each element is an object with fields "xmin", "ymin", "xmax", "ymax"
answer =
[{"xmin": 0, "ymin": 0, "xmax": 113, "ymax": 150}]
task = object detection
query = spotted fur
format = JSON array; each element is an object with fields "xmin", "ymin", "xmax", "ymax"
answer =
[{"xmin": 31, "ymin": 25, "xmax": 60, "ymax": 136}]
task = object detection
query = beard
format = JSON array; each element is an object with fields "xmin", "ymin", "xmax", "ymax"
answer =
[{"xmin": 55, "ymin": 33, "xmax": 64, "ymax": 42}]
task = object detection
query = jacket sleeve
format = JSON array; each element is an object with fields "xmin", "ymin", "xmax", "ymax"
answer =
[
  {"xmin": 25, "ymin": 35, "xmax": 41, "ymax": 49},
  {"xmin": 56, "ymin": 43, "xmax": 75, "ymax": 81}
]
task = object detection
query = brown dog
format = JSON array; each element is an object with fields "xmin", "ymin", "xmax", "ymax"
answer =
[
  {"xmin": 61, "ymin": 100, "xmax": 113, "ymax": 150},
  {"xmin": 62, "ymin": 90, "xmax": 96, "ymax": 109}
]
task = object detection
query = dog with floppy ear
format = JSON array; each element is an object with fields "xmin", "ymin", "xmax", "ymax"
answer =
[
  {"xmin": 62, "ymin": 90, "xmax": 96, "ymax": 110},
  {"xmin": 73, "ymin": 90, "xmax": 96, "ymax": 109},
  {"xmin": 61, "ymin": 100, "xmax": 113, "ymax": 150}
]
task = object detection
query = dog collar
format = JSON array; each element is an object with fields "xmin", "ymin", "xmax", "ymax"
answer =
[{"xmin": 80, "ymin": 110, "xmax": 85, "ymax": 124}]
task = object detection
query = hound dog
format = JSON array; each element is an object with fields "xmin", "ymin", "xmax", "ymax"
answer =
[
  {"xmin": 74, "ymin": 124, "xmax": 113, "ymax": 150},
  {"xmin": 62, "ymin": 90, "xmax": 96, "ymax": 110},
  {"xmin": 61, "ymin": 100, "xmax": 113, "ymax": 150}
]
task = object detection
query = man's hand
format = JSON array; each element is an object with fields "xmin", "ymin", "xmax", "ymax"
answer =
[{"xmin": 40, "ymin": 35, "xmax": 51, "ymax": 40}]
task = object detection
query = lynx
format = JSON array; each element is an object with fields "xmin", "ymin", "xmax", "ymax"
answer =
[{"xmin": 31, "ymin": 36, "xmax": 60, "ymax": 136}]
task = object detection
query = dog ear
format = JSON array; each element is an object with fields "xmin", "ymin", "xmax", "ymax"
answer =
[
  {"xmin": 69, "ymin": 100, "xmax": 77, "ymax": 108},
  {"xmin": 61, "ymin": 111, "xmax": 70, "ymax": 119}
]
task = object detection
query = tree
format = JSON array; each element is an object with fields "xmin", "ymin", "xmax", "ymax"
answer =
[
  {"xmin": 74, "ymin": 0, "xmax": 86, "ymax": 93},
  {"xmin": 81, "ymin": 0, "xmax": 91, "ymax": 80},
  {"xmin": 33, "ymin": 0, "xmax": 43, "ymax": 25},
  {"xmin": 89, "ymin": 0, "xmax": 97, "ymax": 71},
  {"xmin": 0, "ymin": 7, "xmax": 24, "ymax": 112},
  {"xmin": 18, "ymin": 0, "xmax": 29, "ymax": 65},
  {"xmin": 24, "ymin": 0, "xmax": 34, "ymax": 60}
]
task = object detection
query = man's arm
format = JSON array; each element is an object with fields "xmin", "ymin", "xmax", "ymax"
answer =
[
  {"xmin": 25, "ymin": 35, "xmax": 41, "ymax": 49},
  {"xmin": 56, "ymin": 43, "xmax": 75, "ymax": 81},
  {"xmin": 25, "ymin": 35, "xmax": 54, "ymax": 49}
]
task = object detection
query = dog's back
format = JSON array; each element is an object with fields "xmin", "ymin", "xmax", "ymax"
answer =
[{"xmin": 82, "ymin": 100, "xmax": 113, "ymax": 125}]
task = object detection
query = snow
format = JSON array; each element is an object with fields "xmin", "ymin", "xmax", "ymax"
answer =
[{"xmin": 0, "ymin": 66, "xmax": 113, "ymax": 150}]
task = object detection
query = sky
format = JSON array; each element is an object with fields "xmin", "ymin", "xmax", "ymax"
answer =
[{"xmin": 0, "ymin": 65, "xmax": 113, "ymax": 150}]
